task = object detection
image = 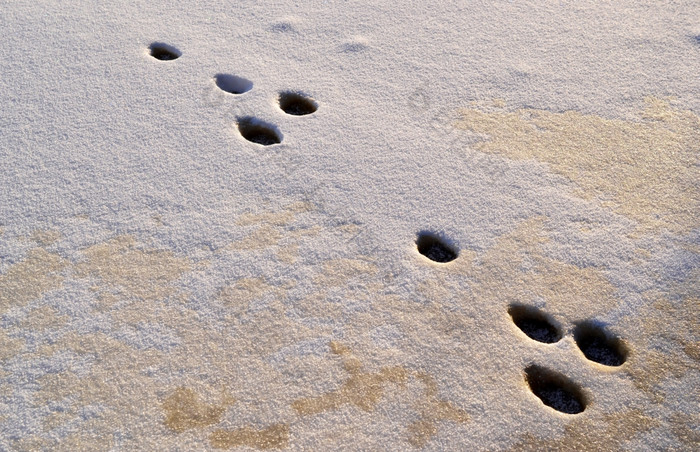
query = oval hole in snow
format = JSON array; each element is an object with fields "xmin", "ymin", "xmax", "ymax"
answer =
[
  {"xmin": 215, "ymin": 74, "xmax": 253, "ymax": 94},
  {"xmin": 237, "ymin": 117, "xmax": 282, "ymax": 146},
  {"xmin": 416, "ymin": 232, "xmax": 458, "ymax": 263},
  {"xmin": 573, "ymin": 322, "xmax": 627, "ymax": 367},
  {"xmin": 508, "ymin": 305, "xmax": 562, "ymax": 344},
  {"xmin": 149, "ymin": 42, "xmax": 181, "ymax": 61},
  {"xmin": 524, "ymin": 365, "xmax": 586, "ymax": 414},
  {"xmin": 279, "ymin": 92, "xmax": 318, "ymax": 116}
]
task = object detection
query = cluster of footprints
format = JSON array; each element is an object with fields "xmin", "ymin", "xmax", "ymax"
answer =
[
  {"xmin": 150, "ymin": 40, "xmax": 627, "ymax": 436},
  {"xmin": 149, "ymin": 42, "xmax": 318, "ymax": 144},
  {"xmin": 416, "ymin": 232, "xmax": 628, "ymax": 415}
]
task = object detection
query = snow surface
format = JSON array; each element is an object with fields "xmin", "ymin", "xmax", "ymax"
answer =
[{"xmin": 0, "ymin": 0, "xmax": 698, "ymax": 450}]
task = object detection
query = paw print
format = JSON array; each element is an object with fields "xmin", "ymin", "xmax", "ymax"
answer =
[
  {"xmin": 415, "ymin": 231, "xmax": 458, "ymax": 263},
  {"xmin": 509, "ymin": 305, "xmax": 629, "ymax": 414},
  {"xmin": 147, "ymin": 41, "xmax": 318, "ymax": 147},
  {"xmin": 412, "ymin": 231, "xmax": 628, "ymax": 415},
  {"xmin": 235, "ymin": 92, "xmax": 318, "ymax": 146},
  {"xmin": 149, "ymin": 42, "xmax": 181, "ymax": 61}
]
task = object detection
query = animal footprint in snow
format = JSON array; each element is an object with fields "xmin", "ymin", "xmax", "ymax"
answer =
[
  {"xmin": 508, "ymin": 305, "xmax": 562, "ymax": 344},
  {"xmin": 215, "ymin": 74, "xmax": 253, "ymax": 95},
  {"xmin": 572, "ymin": 322, "xmax": 628, "ymax": 367},
  {"xmin": 524, "ymin": 365, "xmax": 586, "ymax": 414},
  {"xmin": 278, "ymin": 91, "xmax": 318, "ymax": 116},
  {"xmin": 149, "ymin": 42, "xmax": 181, "ymax": 61},
  {"xmin": 510, "ymin": 305, "xmax": 629, "ymax": 414},
  {"xmin": 415, "ymin": 232, "xmax": 458, "ymax": 263},
  {"xmin": 236, "ymin": 117, "xmax": 283, "ymax": 146}
]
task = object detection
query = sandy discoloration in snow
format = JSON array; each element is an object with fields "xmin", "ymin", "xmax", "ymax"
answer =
[{"xmin": 455, "ymin": 98, "xmax": 700, "ymax": 234}]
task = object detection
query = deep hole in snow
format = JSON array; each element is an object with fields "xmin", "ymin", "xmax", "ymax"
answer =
[
  {"xmin": 573, "ymin": 322, "xmax": 627, "ymax": 366},
  {"xmin": 149, "ymin": 43, "xmax": 181, "ymax": 61},
  {"xmin": 237, "ymin": 117, "xmax": 282, "ymax": 146},
  {"xmin": 279, "ymin": 92, "xmax": 318, "ymax": 116},
  {"xmin": 416, "ymin": 233, "xmax": 457, "ymax": 263},
  {"xmin": 215, "ymin": 74, "xmax": 253, "ymax": 94},
  {"xmin": 508, "ymin": 305, "xmax": 561, "ymax": 344},
  {"xmin": 524, "ymin": 365, "xmax": 586, "ymax": 414}
]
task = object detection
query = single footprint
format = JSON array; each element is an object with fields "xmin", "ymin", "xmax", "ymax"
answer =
[
  {"xmin": 237, "ymin": 117, "xmax": 282, "ymax": 146},
  {"xmin": 278, "ymin": 91, "xmax": 318, "ymax": 116},
  {"xmin": 416, "ymin": 232, "xmax": 458, "ymax": 263},
  {"xmin": 573, "ymin": 322, "xmax": 627, "ymax": 367},
  {"xmin": 215, "ymin": 74, "xmax": 253, "ymax": 95},
  {"xmin": 524, "ymin": 365, "xmax": 586, "ymax": 414},
  {"xmin": 508, "ymin": 305, "xmax": 562, "ymax": 344},
  {"xmin": 149, "ymin": 42, "xmax": 181, "ymax": 61}
]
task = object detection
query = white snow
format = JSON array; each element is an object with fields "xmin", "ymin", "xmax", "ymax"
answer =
[{"xmin": 0, "ymin": 0, "xmax": 698, "ymax": 450}]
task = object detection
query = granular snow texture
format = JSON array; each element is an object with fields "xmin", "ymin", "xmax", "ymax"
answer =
[{"xmin": 0, "ymin": 0, "xmax": 698, "ymax": 450}]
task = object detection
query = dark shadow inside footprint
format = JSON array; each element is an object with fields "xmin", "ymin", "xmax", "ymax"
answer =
[
  {"xmin": 524, "ymin": 365, "xmax": 586, "ymax": 414},
  {"xmin": 237, "ymin": 117, "xmax": 282, "ymax": 146},
  {"xmin": 149, "ymin": 42, "xmax": 181, "ymax": 61},
  {"xmin": 215, "ymin": 74, "xmax": 253, "ymax": 94},
  {"xmin": 573, "ymin": 322, "xmax": 627, "ymax": 366},
  {"xmin": 416, "ymin": 232, "xmax": 457, "ymax": 263},
  {"xmin": 508, "ymin": 305, "xmax": 561, "ymax": 343},
  {"xmin": 279, "ymin": 92, "xmax": 318, "ymax": 116}
]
